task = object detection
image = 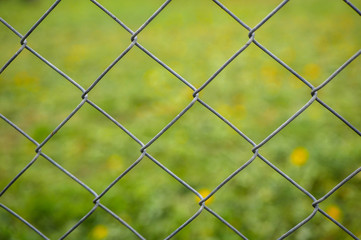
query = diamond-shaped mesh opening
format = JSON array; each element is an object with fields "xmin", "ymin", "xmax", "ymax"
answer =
[
  {"xmin": 202, "ymin": 44, "xmax": 311, "ymax": 142},
  {"xmin": 88, "ymin": 46, "xmax": 191, "ymax": 141},
  {"xmin": 209, "ymin": 158, "xmax": 314, "ymax": 239},
  {"xmin": 0, "ymin": 51, "xmax": 80, "ymax": 140},
  {"xmin": 100, "ymin": 156, "xmax": 201, "ymax": 239},
  {"xmin": 0, "ymin": 155, "xmax": 95, "ymax": 239},
  {"xmin": 259, "ymin": 103, "xmax": 361, "ymax": 198},
  {"xmin": 146, "ymin": 102, "xmax": 253, "ymax": 190},
  {"xmin": 256, "ymin": 0, "xmax": 361, "ymax": 86},
  {"xmin": 39, "ymin": 103, "xmax": 141, "ymax": 192},
  {"xmin": 22, "ymin": 0, "xmax": 131, "ymax": 87},
  {"xmin": 138, "ymin": 0, "xmax": 249, "ymax": 87}
]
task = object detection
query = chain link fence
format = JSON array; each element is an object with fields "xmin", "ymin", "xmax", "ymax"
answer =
[{"xmin": 1, "ymin": 0, "xmax": 361, "ymax": 239}]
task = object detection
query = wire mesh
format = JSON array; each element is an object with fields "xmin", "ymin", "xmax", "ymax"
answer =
[{"xmin": 1, "ymin": 0, "xmax": 361, "ymax": 239}]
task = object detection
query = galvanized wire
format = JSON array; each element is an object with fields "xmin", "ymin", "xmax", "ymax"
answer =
[{"xmin": 1, "ymin": 0, "xmax": 360, "ymax": 239}]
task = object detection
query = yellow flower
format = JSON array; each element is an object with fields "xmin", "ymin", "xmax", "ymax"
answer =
[
  {"xmin": 290, "ymin": 147, "xmax": 309, "ymax": 166},
  {"xmin": 326, "ymin": 205, "xmax": 342, "ymax": 222},
  {"xmin": 195, "ymin": 189, "xmax": 214, "ymax": 204},
  {"xmin": 303, "ymin": 63, "xmax": 321, "ymax": 81},
  {"xmin": 91, "ymin": 225, "xmax": 108, "ymax": 239}
]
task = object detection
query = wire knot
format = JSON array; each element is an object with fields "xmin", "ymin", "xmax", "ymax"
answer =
[
  {"xmin": 248, "ymin": 29, "xmax": 256, "ymax": 39},
  {"xmin": 20, "ymin": 38, "xmax": 27, "ymax": 46},
  {"xmin": 310, "ymin": 89, "xmax": 317, "ymax": 97},
  {"xmin": 130, "ymin": 35, "xmax": 138, "ymax": 42},
  {"xmin": 81, "ymin": 92, "xmax": 88, "ymax": 100}
]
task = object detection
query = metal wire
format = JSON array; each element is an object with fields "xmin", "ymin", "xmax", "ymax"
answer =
[{"xmin": 1, "ymin": 0, "xmax": 360, "ymax": 239}]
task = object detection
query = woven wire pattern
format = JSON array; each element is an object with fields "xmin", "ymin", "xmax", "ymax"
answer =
[{"xmin": 1, "ymin": 0, "xmax": 361, "ymax": 239}]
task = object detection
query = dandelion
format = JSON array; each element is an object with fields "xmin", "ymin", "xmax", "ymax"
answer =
[
  {"xmin": 91, "ymin": 225, "xmax": 108, "ymax": 240},
  {"xmin": 326, "ymin": 205, "xmax": 342, "ymax": 222},
  {"xmin": 303, "ymin": 63, "xmax": 321, "ymax": 81},
  {"xmin": 290, "ymin": 147, "xmax": 309, "ymax": 166},
  {"xmin": 195, "ymin": 189, "xmax": 214, "ymax": 204}
]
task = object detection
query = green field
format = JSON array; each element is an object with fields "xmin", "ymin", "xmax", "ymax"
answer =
[{"xmin": 1, "ymin": 0, "xmax": 361, "ymax": 239}]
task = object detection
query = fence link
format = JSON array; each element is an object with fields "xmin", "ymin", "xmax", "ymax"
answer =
[{"xmin": 1, "ymin": 0, "xmax": 361, "ymax": 239}]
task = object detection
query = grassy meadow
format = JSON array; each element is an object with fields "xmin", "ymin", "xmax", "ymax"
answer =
[{"xmin": 0, "ymin": 0, "xmax": 361, "ymax": 239}]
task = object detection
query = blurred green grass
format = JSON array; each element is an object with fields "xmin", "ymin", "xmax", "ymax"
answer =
[{"xmin": 0, "ymin": 0, "xmax": 361, "ymax": 239}]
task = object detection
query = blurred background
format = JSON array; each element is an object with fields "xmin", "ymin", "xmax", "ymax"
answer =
[{"xmin": 0, "ymin": 0, "xmax": 361, "ymax": 239}]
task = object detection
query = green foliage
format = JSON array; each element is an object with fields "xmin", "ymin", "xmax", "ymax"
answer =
[{"xmin": 0, "ymin": 0, "xmax": 360, "ymax": 239}]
